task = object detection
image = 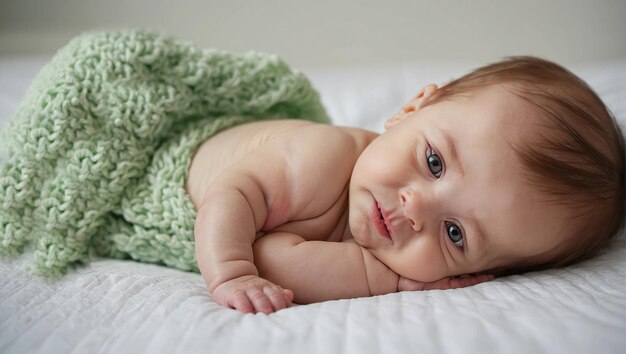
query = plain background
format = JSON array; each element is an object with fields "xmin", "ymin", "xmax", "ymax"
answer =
[{"xmin": 1, "ymin": 0, "xmax": 625, "ymax": 68}]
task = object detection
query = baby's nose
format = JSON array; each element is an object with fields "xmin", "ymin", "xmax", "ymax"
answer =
[{"xmin": 399, "ymin": 187, "xmax": 434, "ymax": 232}]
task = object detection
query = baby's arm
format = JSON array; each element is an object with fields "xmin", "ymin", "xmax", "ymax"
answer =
[
  {"xmin": 252, "ymin": 235, "xmax": 494, "ymax": 304},
  {"xmin": 194, "ymin": 172, "xmax": 293, "ymax": 314},
  {"xmin": 194, "ymin": 123, "xmax": 362, "ymax": 313},
  {"xmin": 253, "ymin": 233, "xmax": 399, "ymax": 304}
]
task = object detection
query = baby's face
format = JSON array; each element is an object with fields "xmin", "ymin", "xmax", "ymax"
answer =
[{"xmin": 348, "ymin": 85, "xmax": 569, "ymax": 282}]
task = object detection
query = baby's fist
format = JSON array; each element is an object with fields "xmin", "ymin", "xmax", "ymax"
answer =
[{"xmin": 211, "ymin": 275, "xmax": 294, "ymax": 314}]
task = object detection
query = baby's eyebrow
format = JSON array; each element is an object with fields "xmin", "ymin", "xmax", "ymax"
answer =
[
  {"xmin": 440, "ymin": 130, "xmax": 464, "ymax": 177},
  {"xmin": 468, "ymin": 216, "xmax": 488, "ymax": 259}
]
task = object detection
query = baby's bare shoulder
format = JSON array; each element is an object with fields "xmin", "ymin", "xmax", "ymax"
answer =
[
  {"xmin": 255, "ymin": 123, "xmax": 374, "ymax": 229},
  {"xmin": 275, "ymin": 123, "xmax": 376, "ymax": 192},
  {"xmin": 191, "ymin": 120, "xmax": 375, "ymax": 234},
  {"xmin": 278, "ymin": 123, "xmax": 372, "ymax": 165}
]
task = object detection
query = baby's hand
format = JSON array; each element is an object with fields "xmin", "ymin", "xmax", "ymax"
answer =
[
  {"xmin": 397, "ymin": 273, "xmax": 495, "ymax": 292},
  {"xmin": 211, "ymin": 275, "xmax": 294, "ymax": 314}
]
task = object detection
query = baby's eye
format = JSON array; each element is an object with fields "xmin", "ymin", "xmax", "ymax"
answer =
[
  {"xmin": 426, "ymin": 147, "xmax": 443, "ymax": 178},
  {"xmin": 445, "ymin": 221, "xmax": 464, "ymax": 247}
]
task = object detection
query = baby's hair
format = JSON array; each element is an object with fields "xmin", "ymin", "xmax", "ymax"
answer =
[{"xmin": 423, "ymin": 56, "xmax": 626, "ymax": 275}]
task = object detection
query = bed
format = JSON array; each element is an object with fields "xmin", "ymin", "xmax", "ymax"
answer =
[{"xmin": 1, "ymin": 55, "xmax": 625, "ymax": 354}]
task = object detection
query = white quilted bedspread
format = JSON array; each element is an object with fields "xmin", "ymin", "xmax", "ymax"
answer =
[{"xmin": 1, "ymin": 56, "xmax": 625, "ymax": 354}]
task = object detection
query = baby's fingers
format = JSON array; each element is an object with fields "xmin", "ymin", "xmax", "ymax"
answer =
[
  {"xmin": 247, "ymin": 288, "xmax": 274, "ymax": 314},
  {"xmin": 230, "ymin": 290, "xmax": 255, "ymax": 313},
  {"xmin": 282, "ymin": 288, "xmax": 294, "ymax": 303},
  {"xmin": 216, "ymin": 277, "xmax": 294, "ymax": 314},
  {"xmin": 264, "ymin": 286, "xmax": 290, "ymax": 311}
]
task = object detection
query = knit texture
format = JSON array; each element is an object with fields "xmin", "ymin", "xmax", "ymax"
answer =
[{"xmin": 0, "ymin": 30, "xmax": 330, "ymax": 276}]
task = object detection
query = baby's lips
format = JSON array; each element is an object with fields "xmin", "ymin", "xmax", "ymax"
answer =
[{"xmin": 383, "ymin": 209, "xmax": 406, "ymax": 239}]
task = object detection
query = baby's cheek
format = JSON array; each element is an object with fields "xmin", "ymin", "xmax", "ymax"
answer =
[{"xmin": 396, "ymin": 252, "xmax": 449, "ymax": 283}]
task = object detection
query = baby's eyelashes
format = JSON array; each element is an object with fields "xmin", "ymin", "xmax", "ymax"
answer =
[
  {"xmin": 426, "ymin": 146, "xmax": 443, "ymax": 178},
  {"xmin": 445, "ymin": 221, "xmax": 464, "ymax": 247}
]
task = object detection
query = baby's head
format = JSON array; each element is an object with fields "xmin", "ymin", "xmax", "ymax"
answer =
[{"xmin": 348, "ymin": 56, "xmax": 625, "ymax": 281}]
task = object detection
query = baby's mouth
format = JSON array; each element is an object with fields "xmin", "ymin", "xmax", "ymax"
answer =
[{"xmin": 373, "ymin": 200, "xmax": 392, "ymax": 240}]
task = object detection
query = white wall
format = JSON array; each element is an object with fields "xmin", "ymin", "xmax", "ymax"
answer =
[{"xmin": 1, "ymin": 0, "xmax": 625, "ymax": 68}]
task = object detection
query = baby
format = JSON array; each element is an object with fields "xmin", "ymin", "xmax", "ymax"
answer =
[{"xmin": 185, "ymin": 56, "xmax": 625, "ymax": 314}]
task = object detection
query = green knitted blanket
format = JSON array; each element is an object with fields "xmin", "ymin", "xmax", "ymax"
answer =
[{"xmin": 0, "ymin": 30, "xmax": 330, "ymax": 276}]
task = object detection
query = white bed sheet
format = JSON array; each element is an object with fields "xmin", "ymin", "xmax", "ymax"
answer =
[{"xmin": 1, "ymin": 56, "xmax": 625, "ymax": 354}]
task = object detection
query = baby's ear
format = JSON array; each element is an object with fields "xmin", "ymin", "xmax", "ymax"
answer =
[{"xmin": 384, "ymin": 84, "xmax": 439, "ymax": 129}]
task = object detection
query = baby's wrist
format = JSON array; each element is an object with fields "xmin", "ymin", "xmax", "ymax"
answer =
[{"xmin": 206, "ymin": 260, "xmax": 259, "ymax": 293}]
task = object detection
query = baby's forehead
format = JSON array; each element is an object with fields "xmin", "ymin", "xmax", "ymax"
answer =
[
  {"xmin": 476, "ymin": 187, "xmax": 571, "ymax": 271},
  {"xmin": 434, "ymin": 89, "xmax": 542, "ymax": 145},
  {"xmin": 431, "ymin": 85, "xmax": 538, "ymax": 122}
]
